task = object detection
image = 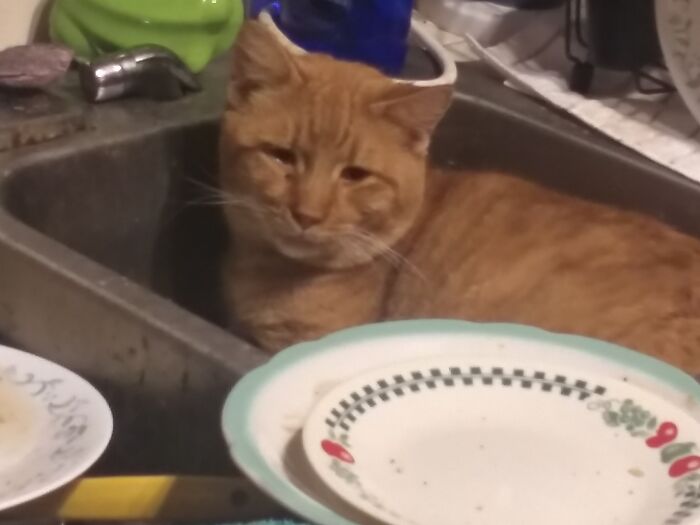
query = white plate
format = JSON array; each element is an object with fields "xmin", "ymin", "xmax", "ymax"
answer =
[
  {"xmin": 221, "ymin": 320, "xmax": 700, "ymax": 525},
  {"xmin": 656, "ymin": 0, "xmax": 700, "ymax": 124},
  {"xmin": 304, "ymin": 356, "xmax": 700, "ymax": 525},
  {"xmin": 0, "ymin": 344, "xmax": 112, "ymax": 510}
]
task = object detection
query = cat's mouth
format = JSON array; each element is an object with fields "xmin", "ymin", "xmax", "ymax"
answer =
[
  {"xmin": 273, "ymin": 234, "xmax": 345, "ymax": 267},
  {"xmin": 270, "ymin": 226, "xmax": 388, "ymax": 269},
  {"xmin": 278, "ymin": 231, "xmax": 325, "ymax": 249}
]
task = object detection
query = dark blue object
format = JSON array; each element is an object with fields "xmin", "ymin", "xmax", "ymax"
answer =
[{"xmin": 247, "ymin": 0, "xmax": 413, "ymax": 76}]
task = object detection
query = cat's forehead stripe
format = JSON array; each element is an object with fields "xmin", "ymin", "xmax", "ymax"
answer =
[{"xmin": 293, "ymin": 84, "xmax": 357, "ymax": 152}]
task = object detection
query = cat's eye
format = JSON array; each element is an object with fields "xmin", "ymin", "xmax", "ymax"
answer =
[
  {"xmin": 262, "ymin": 144, "xmax": 296, "ymax": 165},
  {"xmin": 341, "ymin": 166, "xmax": 373, "ymax": 183}
]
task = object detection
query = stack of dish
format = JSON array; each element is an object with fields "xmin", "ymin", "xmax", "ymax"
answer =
[{"xmin": 222, "ymin": 320, "xmax": 700, "ymax": 525}]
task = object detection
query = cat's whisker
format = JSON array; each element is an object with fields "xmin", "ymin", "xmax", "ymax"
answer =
[
  {"xmin": 184, "ymin": 177, "xmax": 230, "ymax": 200},
  {"xmin": 350, "ymin": 230, "xmax": 426, "ymax": 282},
  {"xmin": 344, "ymin": 235, "xmax": 382, "ymax": 265},
  {"xmin": 185, "ymin": 176, "xmax": 221, "ymax": 192},
  {"xmin": 341, "ymin": 236, "xmax": 378, "ymax": 266},
  {"xmin": 184, "ymin": 182, "xmax": 272, "ymax": 217},
  {"xmin": 184, "ymin": 195, "xmax": 232, "ymax": 207},
  {"xmin": 185, "ymin": 196, "xmax": 268, "ymax": 215},
  {"xmin": 185, "ymin": 178, "xmax": 263, "ymax": 208},
  {"xmin": 347, "ymin": 232, "xmax": 399, "ymax": 267},
  {"xmin": 183, "ymin": 179, "xmax": 238, "ymax": 205}
]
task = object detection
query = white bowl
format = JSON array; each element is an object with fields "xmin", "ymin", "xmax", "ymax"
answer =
[{"xmin": 257, "ymin": 10, "xmax": 458, "ymax": 88}]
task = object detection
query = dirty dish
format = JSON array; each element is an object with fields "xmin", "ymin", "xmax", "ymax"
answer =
[
  {"xmin": 656, "ymin": 0, "xmax": 700, "ymax": 124},
  {"xmin": 303, "ymin": 356, "xmax": 700, "ymax": 525},
  {"xmin": 221, "ymin": 320, "xmax": 700, "ymax": 525},
  {"xmin": 0, "ymin": 344, "xmax": 112, "ymax": 511}
]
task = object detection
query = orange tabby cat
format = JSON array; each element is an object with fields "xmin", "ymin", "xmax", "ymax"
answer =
[{"xmin": 220, "ymin": 22, "xmax": 700, "ymax": 373}]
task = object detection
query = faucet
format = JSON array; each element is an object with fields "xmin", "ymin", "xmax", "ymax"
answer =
[{"xmin": 75, "ymin": 45, "xmax": 202, "ymax": 103}]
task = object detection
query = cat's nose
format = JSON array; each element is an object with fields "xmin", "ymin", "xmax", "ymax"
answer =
[{"xmin": 291, "ymin": 209, "xmax": 323, "ymax": 230}]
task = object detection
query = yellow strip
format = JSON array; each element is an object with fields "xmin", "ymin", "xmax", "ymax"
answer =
[
  {"xmin": 58, "ymin": 476, "xmax": 176, "ymax": 519},
  {"xmin": 2, "ymin": 476, "xmax": 281, "ymax": 521}
]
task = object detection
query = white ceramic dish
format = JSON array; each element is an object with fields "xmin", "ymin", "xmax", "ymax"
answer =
[
  {"xmin": 304, "ymin": 356, "xmax": 700, "ymax": 525},
  {"xmin": 257, "ymin": 11, "xmax": 458, "ymax": 88},
  {"xmin": 221, "ymin": 320, "xmax": 700, "ymax": 525},
  {"xmin": 0, "ymin": 344, "xmax": 113, "ymax": 511},
  {"xmin": 656, "ymin": 0, "xmax": 700, "ymax": 125}
]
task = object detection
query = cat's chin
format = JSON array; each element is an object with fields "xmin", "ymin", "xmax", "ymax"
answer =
[{"xmin": 273, "ymin": 238, "xmax": 378, "ymax": 270}]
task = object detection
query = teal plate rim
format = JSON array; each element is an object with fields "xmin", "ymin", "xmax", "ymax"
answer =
[{"xmin": 221, "ymin": 319, "xmax": 700, "ymax": 525}]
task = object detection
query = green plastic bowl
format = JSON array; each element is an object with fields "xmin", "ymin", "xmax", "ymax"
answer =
[{"xmin": 50, "ymin": 0, "xmax": 244, "ymax": 73}]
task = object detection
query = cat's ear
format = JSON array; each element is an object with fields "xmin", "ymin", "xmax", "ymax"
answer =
[
  {"xmin": 228, "ymin": 21, "xmax": 301, "ymax": 108},
  {"xmin": 372, "ymin": 84, "xmax": 453, "ymax": 152}
]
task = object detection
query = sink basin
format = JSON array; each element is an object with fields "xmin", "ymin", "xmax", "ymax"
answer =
[
  {"xmin": 0, "ymin": 57, "xmax": 699, "ymax": 485},
  {"xmin": 0, "ymin": 61, "xmax": 264, "ymax": 477}
]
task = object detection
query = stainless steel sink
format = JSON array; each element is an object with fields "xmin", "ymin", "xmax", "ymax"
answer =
[{"xmin": 0, "ymin": 57, "xmax": 698, "ymax": 482}]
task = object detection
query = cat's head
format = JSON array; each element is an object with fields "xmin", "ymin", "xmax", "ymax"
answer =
[{"xmin": 220, "ymin": 21, "xmax": 452, "ymax": 269}]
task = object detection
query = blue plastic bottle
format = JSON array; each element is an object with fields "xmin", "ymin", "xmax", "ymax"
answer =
[{"xmin": 247, "ymin": 0, "xmax": 413, "ymax": 76}]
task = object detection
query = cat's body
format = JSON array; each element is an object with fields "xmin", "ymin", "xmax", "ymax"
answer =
[
  {"xmin": 387, "ymin": 170, "xmax": 700, "ymax": 373},
  {"xmin": 220, "ymin": 22, "xmax": 700, "ymax": 373}
]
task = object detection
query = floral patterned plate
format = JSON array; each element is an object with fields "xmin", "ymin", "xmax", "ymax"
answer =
[
  {"xmin": 303, "ymin": 356, "xmax": 700, "ymax": 525},
  {"xmin": 656, "ymin": 0, "xmax": 700, "ymax": 124},
  {"xmin": 222, "ymin": 320, "xmax": 700, "ymax": 525},
  {"xmin": 0, "ymin": 344, "xmax": 112, "ymax": 511}
]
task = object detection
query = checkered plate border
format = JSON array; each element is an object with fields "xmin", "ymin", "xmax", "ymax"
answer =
[{"xmin": 324, "ymin": 366, "xmax": 607, "ymax": 432}]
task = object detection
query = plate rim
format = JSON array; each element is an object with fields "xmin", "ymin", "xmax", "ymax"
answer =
[
  {"xmin": 221, "ymin": 319, "xmax": 700, "ymax": 525},
  {"xmin": 0, "ymin": 343, "xmax": 113, "ymax": 511}
]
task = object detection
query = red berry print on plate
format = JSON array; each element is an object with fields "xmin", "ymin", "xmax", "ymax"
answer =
[
  {"xmin": 646, "ymin": 422, "xmax": 678, "ymax": 448},
  {"xmin": 322, "ymin": 439, "xmax": 355, "ymax": 464},
  {"xmin": 669, "ymin": 455, "xmax": 700, "ymax": 478}
]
